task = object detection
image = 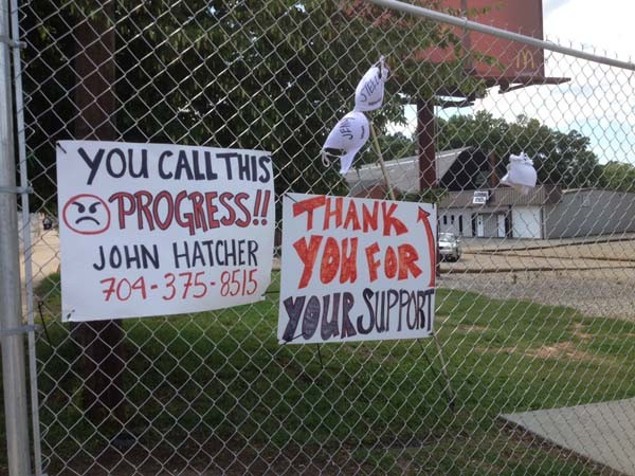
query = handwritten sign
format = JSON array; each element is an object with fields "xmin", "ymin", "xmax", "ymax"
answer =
[
  {"xmin": 56, "ymin": 140, "xmax": 274, "ymax": 322},
  {"xmin": 278, "ymin": 193, "xmax": 436, "ymax": 344}
]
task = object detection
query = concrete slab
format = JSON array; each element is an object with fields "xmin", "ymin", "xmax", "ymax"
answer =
[{"xmin": 501, "ymin": 398, "xmax": 635, "ymax": 475}]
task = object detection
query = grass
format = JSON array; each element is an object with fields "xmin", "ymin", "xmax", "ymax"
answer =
[{"xmin": 2, "ymin": 271, "xmax": 635, "ymax": 474}]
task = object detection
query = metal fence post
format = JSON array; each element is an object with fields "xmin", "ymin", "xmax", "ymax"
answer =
[{"xmin": 0, "ymin": 0, "xmax": 32, "ymax": 473}]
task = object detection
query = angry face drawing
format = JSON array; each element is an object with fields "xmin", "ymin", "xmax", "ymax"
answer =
[{"xmin": 62, "ymin": 194, "xmax": 111, "ymax": 235}]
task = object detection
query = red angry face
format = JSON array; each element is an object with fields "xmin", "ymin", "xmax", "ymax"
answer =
[{"xmin": 62, "ymin": 194, "xmax": 111, "ymax": 235}]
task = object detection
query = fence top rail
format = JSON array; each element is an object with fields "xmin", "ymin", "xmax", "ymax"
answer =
[{"xmin": 364, "ymin": 0, "xmax": 635, "ymax": 72}]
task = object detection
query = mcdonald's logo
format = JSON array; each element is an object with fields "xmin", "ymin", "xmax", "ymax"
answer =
[{"xmin": 515, "ymin": 48, "xmax": 536, "ymax": 70}]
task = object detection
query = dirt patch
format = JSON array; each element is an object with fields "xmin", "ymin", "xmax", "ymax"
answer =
[
  {"xmin": 455, "ymin": 324, "xmax": 488, "ymax": 334},
  {"xmin": 476, "ymin": 342, "xmax": 604, "ymax": 363},
  {"xmin": 526, "ymin": 342, "xmax": 597, "ymax": 362},
  {"xmin": 570, "ymin": 323, "xmax": 593, "ymax": 341}
]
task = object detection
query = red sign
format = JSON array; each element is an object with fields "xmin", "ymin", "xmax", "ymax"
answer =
[{"xmin": 419, "ymin": 0, "xmax": 545, "ymax": 81}]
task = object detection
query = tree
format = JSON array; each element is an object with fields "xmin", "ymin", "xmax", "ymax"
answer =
[
  {"xmin": 21, "ymin": 0, "xmax": 486, "ymax": 209},
  {"xmin": 436, "ymin": 111, "xmax": 602, "ymax": 189},
  {"xmin": 375, "ymin": 131, "xmax": 417, "ymax": 162},
  {"xmin": 600, "ymin": 161, "xmax": 635, "ymax": 192},
  {"xmin": 18, "ymin": 0, "xmax": 489, "ymax": 424}
]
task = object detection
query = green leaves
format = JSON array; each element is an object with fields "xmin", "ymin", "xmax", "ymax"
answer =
[
  {"xmin": 23, "ymin": 0, "xmax": 492, "ymax": 207},
  {"xmin": 437, "ymin": 112, "xmax": 602, "ymax": 189}
]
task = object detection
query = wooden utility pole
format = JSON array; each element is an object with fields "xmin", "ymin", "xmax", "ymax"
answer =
[
  {"xmin": 416, "ymin": 98, "xmax": 437, "ymax": 190},
  {"xmin": 72, "ymin": 0, "xmax": 125, "ymax": 423}
]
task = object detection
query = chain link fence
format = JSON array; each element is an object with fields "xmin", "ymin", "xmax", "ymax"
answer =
[{"xmin": 6, "ymin": 0, "xmax": 635, "ymax": 474}]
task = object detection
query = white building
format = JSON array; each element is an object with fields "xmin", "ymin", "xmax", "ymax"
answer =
[{"xmin": 345, "ymin": 150, "xmax": 635, "ymax": 239}]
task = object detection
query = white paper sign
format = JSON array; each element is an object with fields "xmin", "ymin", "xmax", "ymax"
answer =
[
  {"xmin": 56, "ymin": 140, "xmax": 274, "ymax": 322},
  {"xmin": 278, "ymin": 193, "xmax": 436, "ymax": 344}
]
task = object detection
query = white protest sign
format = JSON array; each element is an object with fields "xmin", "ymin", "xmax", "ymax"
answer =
[
  {"xmin": 56, "ymin": 140, "xmax": 274, "ymax": 322},
  {"xmin": 278, "ymin": 193, "xmax": 436, "ymax": 344}
]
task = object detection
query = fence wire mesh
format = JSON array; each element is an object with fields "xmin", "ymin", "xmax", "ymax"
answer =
[{"xmin": 8, "ymin": 0, "xmax": 635, "ymax": 474}]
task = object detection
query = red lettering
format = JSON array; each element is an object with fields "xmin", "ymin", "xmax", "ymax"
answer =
[
  {"xmin": 154, "ymin": 191, "xmax": 174, "ymax": 230},
  {"xmin": 293, "ymin": 235, "xmax": 323, "ymax": 289},
  {"xmin": 189, "ymin": 192, "xmax": 207, "ymax": 232},
  {"xmin": 292, "ymin": 196, "xmax": 407, "ymax": 236},
  {"xmin": 320, "ymin": 237, "xmax": 340, "ymax": 284},
  {"xmin": 293, "ymin": 195, "xmax": 327, "ymax": 230},
  {"xmin": 323, "ymin": 197, "xmax": 343, "ymax": 230},
  {"xmin": 108, "ymin": 189, "xmax": 250, "ymax": 235},
  {"xmin": 219, "ymin": 192, "xmax": 236, "ymax": 226},
  {"xmin": 384, "ymin": 246, "xmax": 397, "ymax": 279},
  {"xmin": 364, "ymin": 243, "xmax": 422, "ymax": 281},
  {"xmin": 362, "ymin": 202, "xmax": 379, "ymax": 232},
  {"xmin": 204, "ymin": 191, "xmax": 220, "ymax": 228},
  {"xmin": 343, "ymin": 201, "xmax": 361, "ymax": 230},
  {"xmin": 365, "ymin": 242, "xmax": 381, "ymax": 282},
  {"xmin": 398, "ymin": 243, "xmax": 422, "ymax": 280},
  {"xmin": 109, "ymin": 191, "xmax": 136, "ymax": 229},
  {"xmin": 174, "ymin": 191, "xmax": 191, "ymax": 233},
  {"xmin": 381, "ymin": 202, "xmax": 408, "ymax": 236},
  {"xmin": 340, "ymin": 237, "xmax": 358, "ymax": 284},
  {"xmin": 234, "ymin": 192, "xmax": 251, "ymax": 227},
  {"xmin": 136, "ymin": 190, "xmax": 154, "ymax": 231}
]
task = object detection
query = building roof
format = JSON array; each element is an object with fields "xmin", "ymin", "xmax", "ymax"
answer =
[
  {"xmin": 345, "ymin": 149, "xmax": 566, "ymax": 208},
  {"xmin": 439, "ymin": 185, "xmax": 563, "ymax": 209},
  {"xmin": 345, "ymin": 147, "xmax": 470, "ymax": 195}
]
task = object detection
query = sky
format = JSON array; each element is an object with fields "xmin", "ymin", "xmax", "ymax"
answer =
[
  {"xmin": 543, "ymin": 0, "xmax": 635, "ymax": 56},
  {"xmin": 398, "ymin": 0, "xmax": 635, "ymax": 164},
  {"xmin": 498, "ymin": 0, "xmax": 635, "ymax": 163}
]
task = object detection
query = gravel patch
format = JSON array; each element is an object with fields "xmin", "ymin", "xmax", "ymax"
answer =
[{"xmin": 438, "ymin": 268, "xmax": 635, "ymax": 320}]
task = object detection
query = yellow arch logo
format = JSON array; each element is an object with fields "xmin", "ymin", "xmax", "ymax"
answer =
[{"xmin": 515, "ymin": 48, "xmax": 536, "ymax": 70}]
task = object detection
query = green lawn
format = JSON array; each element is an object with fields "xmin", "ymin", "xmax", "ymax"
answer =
[{"xmin": 2, "ymin": 272, "xmax": 635, "ymax": 474}]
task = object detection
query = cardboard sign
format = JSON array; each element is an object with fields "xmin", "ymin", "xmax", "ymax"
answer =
[
  {"xmin": 56, "ymin": 140, "xmax": 274, "ymax": 322},
  {"xmin": 278, "ymin": 193, "xmax": 436, "ymax": 344}
]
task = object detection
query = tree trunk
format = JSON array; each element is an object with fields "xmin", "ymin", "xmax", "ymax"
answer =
[{"xmin": 72, "ymin": 0, "xmax": 125, "ymax": 424}]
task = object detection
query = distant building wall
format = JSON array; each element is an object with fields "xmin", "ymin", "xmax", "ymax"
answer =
[
  {"xmin": 511, "ymin": 206, "xmax": 542, "ymax": 239},
  {"xmin": 348, "ymin": 182, "xmax": 389, "ymax": 200},
  {"xmin": 438, "ymin": 210, "xmax": 472, "ymax": 236},
  {"xmin": 544, "ymin": 189, "xmax": 635, "ymax": 238},
  {"xmin": 439, "ymin": 185, "xmax": 560, "ymax": 239}
]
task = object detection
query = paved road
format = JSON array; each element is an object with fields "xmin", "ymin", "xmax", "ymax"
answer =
[
  {"xmin": 502, "ymin": 399, "xmax": 635, "ymax": 475},
  {"xmin": 441, "ymin": 235, "xmax": 635, "ymax": 273}
]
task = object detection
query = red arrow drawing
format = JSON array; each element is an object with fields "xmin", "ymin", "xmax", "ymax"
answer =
[{"xmin": 417, "ymin": 207, "xmax": 436, "ymax": 288}]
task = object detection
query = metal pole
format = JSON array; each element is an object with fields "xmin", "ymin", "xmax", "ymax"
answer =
[
  {"xmin": 365, "ymin": 0, "xmax": 635, "ymax": 71},
  {"xmin": 10, "ymin": 0, "xmax": 44, "ymax": 472},
  {"xmin": 0, "ymin": 0, "xmax": 32, "ymax": 475}
]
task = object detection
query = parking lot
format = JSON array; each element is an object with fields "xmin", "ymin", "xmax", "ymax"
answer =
[{"xmin": 440, "ymin": 236, "xmax": 635, "ymax": 319}]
